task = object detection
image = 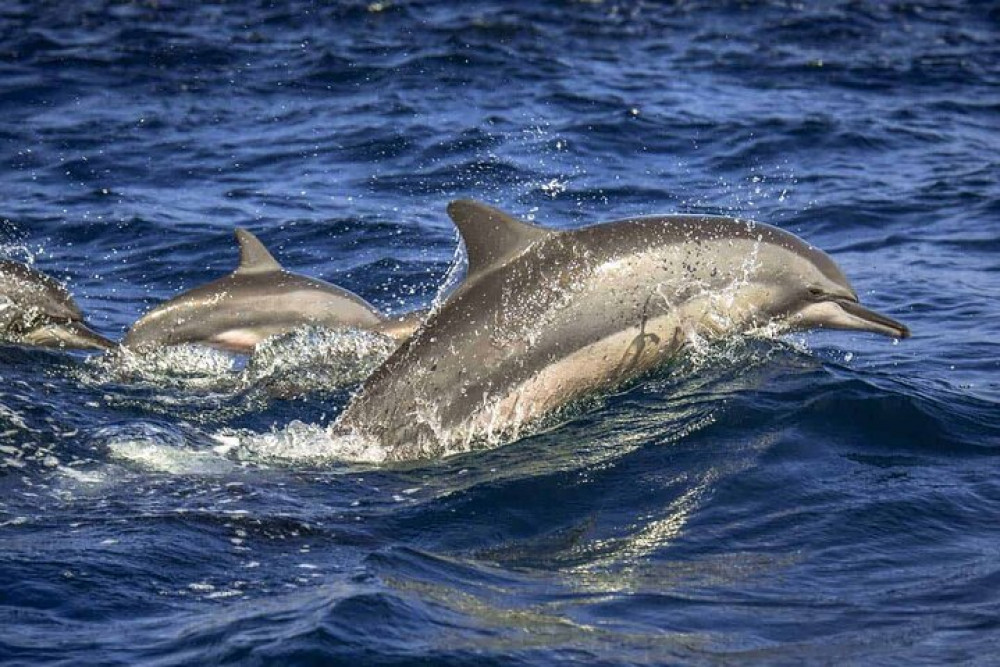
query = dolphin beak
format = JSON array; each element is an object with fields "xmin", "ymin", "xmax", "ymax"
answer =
[
  {"xmin": 793, "ymin": 298, "xmax": 910, "ymax": 339},
  {"xmin": 835, "ymin": 299, "xmax": 911, "ymax": 339},
  {"xmin": 23, "ymin": 321, "xmax": 118, "ymax": 351}
]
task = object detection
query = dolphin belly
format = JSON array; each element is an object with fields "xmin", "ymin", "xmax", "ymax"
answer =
[{"xmin": 210, "ymin": 327, "xmax": 274, "ymax": 352}]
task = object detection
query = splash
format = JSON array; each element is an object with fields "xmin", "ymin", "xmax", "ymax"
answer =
[
  {"xmin": 241, "ymin": 326, "xmax": 395, "ymax": 398},
  {"xmin": 96, "ymin": 421, "xmax": 237, "ymax": 475},
  {"xmin": 429, "ymin": 235, "xmax": 469, "ymax": 314},
  {"xmin": 0, "ymin": 400, "xmax": 68, "ymax": 472},
  {"xmin": 86, "ymin": 344, "xmax": 242, "ymax": 392},
  {"xmin": 77, "ymin": 325, "xmax": 396, "ymax": 398},
  {"xmin": 218, "ymin": 422, "xmax": 388, "ymax": 466},
  {"xmin": 0, "ymin": 239, "xmax": 36, "ymax": 265}
]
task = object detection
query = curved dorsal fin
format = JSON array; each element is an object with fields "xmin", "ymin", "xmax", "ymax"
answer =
[
  {"xmin": 234, "ymin": 228, "xmax": 282, "ymax": 275},
  {"xmin": 446, "ymin": 200, "xmax": 551, "ymax": 279}
]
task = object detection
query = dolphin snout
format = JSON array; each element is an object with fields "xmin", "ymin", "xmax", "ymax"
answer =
[
  {"xmin": 24, "ymin": 320, "xmax": 118, "ymax": 351},
  {"xmin": 834, "ymin": 298, "xmax": 911, "ymax": 339},
  {"xmin": 792, "ymin": 296, "xmax": 910, "ymax": 339}
]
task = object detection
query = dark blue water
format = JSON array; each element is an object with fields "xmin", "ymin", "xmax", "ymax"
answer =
[{"xmin": 1, "ymin": 1, "xmax": 999, "ymax": 663}]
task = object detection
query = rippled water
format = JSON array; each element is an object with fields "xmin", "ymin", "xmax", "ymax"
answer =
[{"xmin": 1, "ymin": 1, "xmax": 998, "ymax": 664}]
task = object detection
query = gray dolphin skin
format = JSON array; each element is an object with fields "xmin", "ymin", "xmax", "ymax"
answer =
[
  {"xmin": 337, "ymin": 200, "xmax": 910, "ymax": 459},
  {"xmin": 123, "ymin": 228, "xmax": 393, "ymax": 352},
  {"xmin": 0, "ymin": 260, "xmax": 115, "ymax": 351}
]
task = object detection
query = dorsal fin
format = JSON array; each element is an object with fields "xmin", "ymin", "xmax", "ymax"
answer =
[
  {"xmin": 446, "ymin": 200, "xmax": 551, "ymax": 279},
  {"xmin": 234, "ymin": 228, "xmax": 282, "ymax": 275}
]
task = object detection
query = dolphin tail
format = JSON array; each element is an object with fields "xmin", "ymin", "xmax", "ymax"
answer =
[{"xmin": 23, "ymin": 321, "xmax": 118, "ymax": 351}]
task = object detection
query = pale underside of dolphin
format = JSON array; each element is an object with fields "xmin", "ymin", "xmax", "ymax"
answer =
[
  {"xmin": 123, "ymin": 228, "xmax": 414, "ymax": 353},
  {"xmin": 336, "ymin": 200, "xmax": 910, "ymax": 460},
  {"xmin": 0, "ymin": 259, "xmax": 115, "ymax": 351}
]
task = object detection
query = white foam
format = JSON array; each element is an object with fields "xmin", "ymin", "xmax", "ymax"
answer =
[
  {"xmin": 83, "ymin": 344, "xmax": 240, "ymax": 392},
  {"xmin": 106, "ymin": 439, "xmax": 236, "ymax": 475},
  {"xmin": 95, "ymin": 423, "xmax": 238, "ymax": 475},
  {"xmin": 53, "ymin": 465, "xmax": 108, "ymax": 485},
  {"xmin": 79, "ymin": 326, "xmax": 395, "ymax": 399},
  {"xmin": 218, "ymin": 421, "xmax": 389, "ymax": 466},
  {"xmin": 241, "ymin": 326, "xmax": 394, "ymax": 397}
]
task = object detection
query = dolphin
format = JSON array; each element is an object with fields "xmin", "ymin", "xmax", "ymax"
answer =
[
  {"xmin": 0, "ymin": 259, "xmax": 115, "ymax": 351},
  {"xmin": 123, "ymin": 228, "xmax": 411, "ymax": 352},
  {"xmin": 336, "ymin": 200, "xmax": 910, "ymax": 459}
]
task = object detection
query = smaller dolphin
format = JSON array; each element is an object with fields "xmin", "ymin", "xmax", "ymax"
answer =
[
  {"xmin": 0, "ymin": 260, "xmax": 114, "ymax": 351},
  {"xmin": 123, "ymin": 228, "xmax": 406, "ymax": 353}
]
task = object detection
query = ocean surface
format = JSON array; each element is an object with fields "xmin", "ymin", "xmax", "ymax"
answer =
[{"xmin": 1, "ymin": 1, "xmax": 998, "ymax": 664}]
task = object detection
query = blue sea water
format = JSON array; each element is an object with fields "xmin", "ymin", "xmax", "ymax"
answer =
[{"xmin": 1, "ymin": 0, "xmax": 999, "ymax": 663}]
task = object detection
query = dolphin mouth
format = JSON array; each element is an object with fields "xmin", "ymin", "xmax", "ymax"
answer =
[
  {"xmin": 24, "ymin": 321, "xmax": 117, "ymax": 351},
  {"xmin": 831, "ymin": 298, "xmax": 911, "ymax": 339}
]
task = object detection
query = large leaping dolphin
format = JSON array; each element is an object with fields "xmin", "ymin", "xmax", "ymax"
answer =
[
  {"xmin": 336, "ymin": 200, "xmax": 910, "ymax": 459},
  {"xmin": 0, "ymin": 260, "xmax": 115, "ymax": 351},
  {"xmin": 123, "ymin": 229, "xmax": 410, "ymax": 353}
]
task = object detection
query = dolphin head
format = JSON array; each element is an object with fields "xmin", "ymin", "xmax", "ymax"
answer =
[
  {"xmin": 761, "ymin": 237, "xmax": 910, "ymax": 339},
  {"xmin": 0, "ymin": 260, "xmax": 116, "ymax": 350}
]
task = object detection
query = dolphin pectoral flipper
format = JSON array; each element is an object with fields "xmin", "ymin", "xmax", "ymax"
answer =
[
  {"xmin": 615, "ymin": 294, "xmax": 665, "ymax": 379},
  {"xmin": 234, "ymin": 228, "xmax": 283, "ymax": 275},
  {"xmin": 616, "ymin": 330, "xmax": 662, "ymax": 380},
  {"xmin": 446, "ymin": 200, "xmax": 554, "ymax": 280}
]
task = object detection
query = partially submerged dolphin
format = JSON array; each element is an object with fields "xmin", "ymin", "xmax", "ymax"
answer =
[
  {"xmin": 123, "ymin": 228, "xmax": 412, "ymax": 352},
  {"xmin": 0, "ymin": 260, "xmax": 115, "ymax": 351},
  {"xmin": 336, "ymin": 200, "xmax": 910, "ymax": 459}
]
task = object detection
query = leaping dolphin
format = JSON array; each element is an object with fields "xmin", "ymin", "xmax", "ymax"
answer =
[
  {"xmin": 336, "ymin": 200, "xmax": 910, "ymax": 459},
  {"xmin": 123, "ymin": 228, "xmax": 411, "ymax": 353},
  {"xmin": 0, "ymin": 260, "xmax": 115, "ymax": 351}
]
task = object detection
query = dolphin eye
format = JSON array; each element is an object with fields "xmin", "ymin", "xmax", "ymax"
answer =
[{"xmin": 808, "ymin": 286, "xmax": 825, "ymax": 298}]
